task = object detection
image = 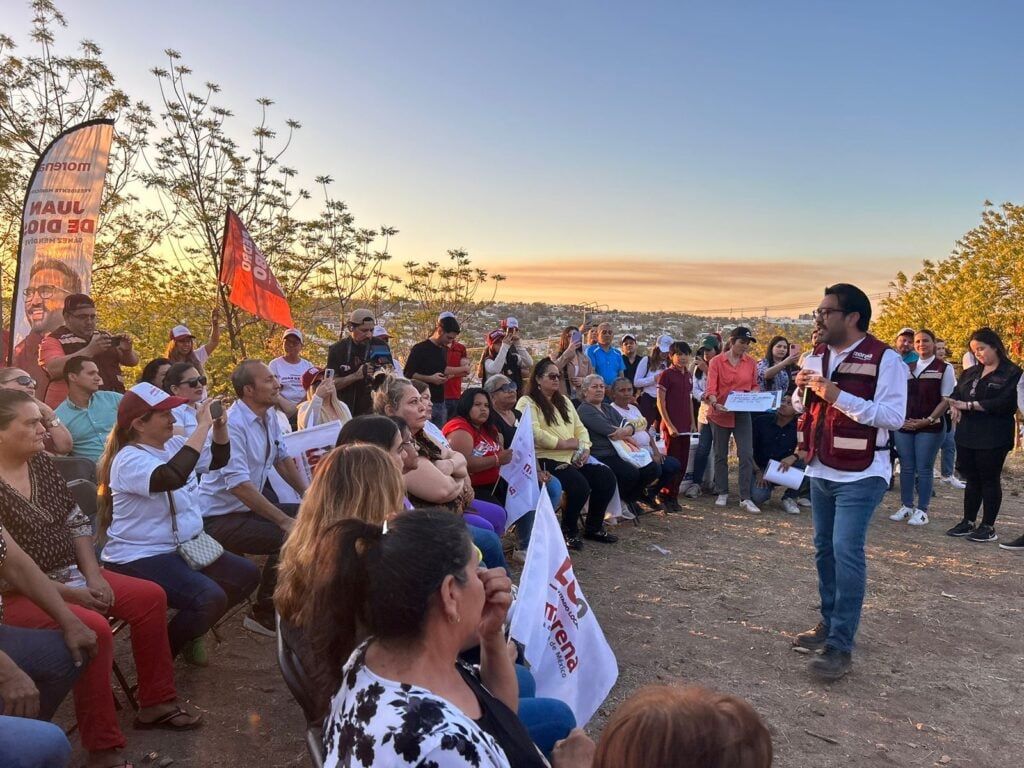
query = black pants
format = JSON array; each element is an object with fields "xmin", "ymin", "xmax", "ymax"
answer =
[
  {"xmin": 539, "ymin": 459, "xmax": 617, "ymax": 537},
  {"xmin": 204, "ymin": 502, "xmax": 300, "ymax": 618},
  {"xmin": 598, "ymin": 453, "xmax": 660, "ymax": 502},
  {"xmin": 956, "ymin": 445, "xmax": 1010, "ymax": 526}
]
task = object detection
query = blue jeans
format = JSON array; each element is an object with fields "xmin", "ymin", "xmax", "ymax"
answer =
[
  {"xmin": 431, "ymin": 401, "xmax": 447, "ymax": 428},
  {"xmin": 0, "ymin": 716, "xmax": 71, "ymax": 768},
  {"xmin": 691, "ymin": 422, "xmax": 714, "ymax": 486},
  {"xmin": 810, "ymin": 476, "xmax": 888, "ymax": 653},
  {"xmin": 657, "ymin": 456, "xmax": 682, "ymax": 488},
  {"xmin": 750, "ymin": 459, "xmax": 806, "ymax": 505},
  {"xmin": 893, "ymin": 428, "xmax": 945, "ymax": 512},
  {"xmin": 0, "ymin": 625, "xmax": 82, "ymax": 721},
  {"xmin": 469, "ymin": 526, "xmax": 508, "ymax": 573},
  {"xmin": 515, "ymin": 665, "xmax": 576, "ymax": 756},
  {"xmin": 106, "ymin": 550, "xmax": 260, "ymax": 657},
  {"xmin": 940, "ymin": 424, "xmax": 956, "ymax": 477}
]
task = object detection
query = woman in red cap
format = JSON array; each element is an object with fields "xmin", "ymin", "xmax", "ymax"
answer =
[
  {"xmin": 0, "ymin": 388, "xmax": 202, "ymax": 768},
  {"xmin": 96, "ymin": 384, "xmax": 260, "ymax": 666},
  {"xmin": 297, "ymin": 366, "xmax": 353, "ymax": 429}
]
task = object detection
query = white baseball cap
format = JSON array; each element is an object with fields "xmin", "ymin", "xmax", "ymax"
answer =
[
  {"xmin": 438, "ymin": 311, "xmax": 456, "ymax": 321},
  {"xmin": 502, "ymin": 317, "xmax": 519, "ymax": 330},
  {"xmin": 283, "ymin": 328, "xmax": 303, "ymax": 342},
  {"xmin": 657, "ymin": 334, "xmax": 674, "ymax": 353},
  {"xmin": 170, "ymin": 325, "xmax": 193, "ymax": 341},
  {"xmin": 373, "ymin": 325, "xmax": 389, "ymax": 338}
]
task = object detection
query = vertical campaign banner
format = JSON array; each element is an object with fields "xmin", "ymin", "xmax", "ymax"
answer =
[
  {"xmin": 219, "ymin": 208, "xmax": 295, "ymax": 328},
  {"xmin": 498, "ymin": 401, "xmax": 540, "ymax": 525},
  {"xmin": 8, "ymin": 119, "xmax": 114, "ymax": 366}
]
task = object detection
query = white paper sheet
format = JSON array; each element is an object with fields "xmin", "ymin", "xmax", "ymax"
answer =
[
  {"xmin": 764, "ymin": 459, "xmax": 805, "ymax": 490},
  {"xmin": 724, "ymin": 391, "xmax": 782, "ymax": 412}
]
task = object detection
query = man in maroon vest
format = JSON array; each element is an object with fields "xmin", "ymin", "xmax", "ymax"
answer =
[{"xmin": 790, "ymin": 284, "xmax": 907, "ymax": 680}]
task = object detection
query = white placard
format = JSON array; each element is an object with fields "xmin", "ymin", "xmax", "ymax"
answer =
[
  {"xmin": 724, "ymin": 391, "xmax": 782, "ymax": 412},
  {"xmin": 764, "ymin": 459, "xmax": 805, "ymax": 490}
]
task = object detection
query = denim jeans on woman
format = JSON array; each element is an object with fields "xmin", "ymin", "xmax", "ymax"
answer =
[
  {"xmin": 691, "ymin": 422, "xmax": 714, "ymax": 487},
  {"xmin": 892, "ymin": 428, "xmax": 945, "ymax": 512},
  {"xmin": 810, "ymin": 475, "xmax": 888, "ymax": 653},
  {"xmin": 514, "ymin": 664, "xmax": 576, "ymax": 757},
  {"xmin": 106, "ymin": 550, "xmax": 260, "ymax": 656}
]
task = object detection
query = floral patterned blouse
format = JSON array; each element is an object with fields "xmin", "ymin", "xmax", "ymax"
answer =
[{"xmin": 324, "ymin": 642, "xmax": 512, "ymax": 768}]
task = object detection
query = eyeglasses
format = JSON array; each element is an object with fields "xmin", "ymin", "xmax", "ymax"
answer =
[
  {"xmin": 181, "ymin": 376, "xmax": 208, "ymax": 388},
  {"xmin": 69, "ymin": 312, "xmax": 97, "ymax": 321},
  {"xmin": 23, "ymin": 285, "xmax": 70, "ymax": 300},
  {"xmin": 0, "ymin": 375, "xmax": 36, "ymax": 388},
  {"xmin": 812, "ymin": 308, "xmax": 845, "ymax": 322},
  {"xmin": 497, "ymin": 383, "xmax": 518, "ymax": 393},
  {"xmin": 543, "ymin": 373, "xmax": 562, "ymax": 381}
]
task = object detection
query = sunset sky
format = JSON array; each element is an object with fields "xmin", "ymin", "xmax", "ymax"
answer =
[{"xmin": 7, "ymin": 1, "xmax": 1023, "ymax": 314}]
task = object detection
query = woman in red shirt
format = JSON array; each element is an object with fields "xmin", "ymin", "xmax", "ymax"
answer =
[{"xmin": 443, "ymin": 388, "xmax": 512, "ymax": 505}]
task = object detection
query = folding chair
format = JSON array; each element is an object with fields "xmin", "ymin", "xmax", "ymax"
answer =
[{"xmin": 275, "ymin": 613, "xmax": 325, "ymax": 768}]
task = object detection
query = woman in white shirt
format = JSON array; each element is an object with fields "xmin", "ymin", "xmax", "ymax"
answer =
[
  {"xmin": 889, "ymin": 329, "xmax": 955, "ymax": 527},
  {"xmin": 163, "ymin": 362, "xmax": 206, "ymax": 437},
  {"xmin": 633, "ymin": 335, "xmax": 672, "ymax": 430},
  {"xmin": 297, "ymin": 366, "xmax": 353, "ymax": 430},
  {"xmin": 97, "ymin": 384, "xmax": 260, "ymax": 665}
]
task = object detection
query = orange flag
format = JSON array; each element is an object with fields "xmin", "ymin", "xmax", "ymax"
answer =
[{"xmin": 218, "ymin": 208, "xmax": 294, "ymax": 328}]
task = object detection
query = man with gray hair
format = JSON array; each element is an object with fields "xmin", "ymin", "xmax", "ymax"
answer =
[{"xmin": 197, "ymin": 360, "xmax": 307, "ymax": 636}]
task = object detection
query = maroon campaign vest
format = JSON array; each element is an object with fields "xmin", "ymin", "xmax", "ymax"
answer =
[
  {"xmin": 798, "ymin": 334, "xmax": 889, "ymax": 472},
  {"xmin": 902, "ymin": 357, "xmax": 947, "ymax": 433}
]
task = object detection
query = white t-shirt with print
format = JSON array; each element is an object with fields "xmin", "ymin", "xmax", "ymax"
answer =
[
  {"xmin": 102, "ymin": 437, "xmax": 205, "ymax": 564},
  {"xmin": 269, "ymin": 356, "xmax": 313, "ymax": 404}
]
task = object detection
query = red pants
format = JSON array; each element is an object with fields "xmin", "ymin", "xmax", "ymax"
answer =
[
  {"xmin": 659, "ymin": 432, "xmax": 692, "ymax": 497},
  {"xmin": 3, "ymin": 569, "xmax": 177, "ymax": 752}
]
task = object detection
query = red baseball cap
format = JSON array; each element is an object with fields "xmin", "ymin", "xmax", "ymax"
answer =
[
  {"xmin": 117, "ymin": 383, "xmax": 188, "ymax": 430},
  {"xmin": 301, "ymin": 366, "xmax": 325, "ymax": 390}
]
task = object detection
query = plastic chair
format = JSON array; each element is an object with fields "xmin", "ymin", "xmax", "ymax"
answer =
[
  {"xmin": 51, "ymin": 455, "xmax": 97, "ymax": 484},
  {"xmin": 275, "ymin": 613, "xmax": 325, "ymax": 768}
]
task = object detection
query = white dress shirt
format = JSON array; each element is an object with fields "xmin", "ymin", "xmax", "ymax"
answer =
[
  {"xmin": 196, "ymin": 399, "xmax": 291, "ymax": 518},
  {"xmin": 793, "ymin": 336, "xmax": 908, "ymax": 483}
]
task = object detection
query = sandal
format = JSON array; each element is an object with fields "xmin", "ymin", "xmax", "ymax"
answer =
[{"xmin": 133, "ymin": 705, "xmax": 203, "ymax": 731}]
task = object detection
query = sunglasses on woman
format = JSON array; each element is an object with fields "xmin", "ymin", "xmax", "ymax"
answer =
[
  {"xmin": 182, "ymin": 376, "xmax": 208, "ymax": 388},
  {"xmin": 543, "ymin": 373, "xmax": 562, "ymax": 381},
  {"xmin": 1, "ymin": 375, "xmax": 36, "ymax": 388}
]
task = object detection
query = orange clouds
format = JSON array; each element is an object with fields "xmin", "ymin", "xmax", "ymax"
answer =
[{"xmin": 488, "ymin": 255, "xmax": 906, "ymax": 314}]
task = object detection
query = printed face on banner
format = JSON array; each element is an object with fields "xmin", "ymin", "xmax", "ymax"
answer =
[{"xmin": 11, "ymin": 121, "xmax": 113, "ymax": 354}]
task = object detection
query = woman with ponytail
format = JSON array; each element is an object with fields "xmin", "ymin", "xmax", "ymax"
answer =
[
  {"xmin": 97, "ymin": 383, "xmax": 259, "ymax": 666},
  {"xmin": 318, "ymin": 509, "xmax": 550, "ymax": 768}
]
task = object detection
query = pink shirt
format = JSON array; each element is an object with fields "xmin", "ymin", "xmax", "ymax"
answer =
[{"xmin": 706, "ymin": 353, "xmax": 757, "ymax": 428}]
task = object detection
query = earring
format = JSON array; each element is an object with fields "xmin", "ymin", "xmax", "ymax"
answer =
[{"xmin": 448, "ymin": 613, "xmax": 461, "ymax": 625}]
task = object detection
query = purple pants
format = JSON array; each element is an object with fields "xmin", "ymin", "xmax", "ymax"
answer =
[{"xmin": 465, "ymin": 498, "xmax": 507, "ymax": 536}]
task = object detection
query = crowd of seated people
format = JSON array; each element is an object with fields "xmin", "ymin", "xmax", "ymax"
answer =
[{"xmin": 9, "ymin": 294, "xmax": 1010, "ymax": 767}]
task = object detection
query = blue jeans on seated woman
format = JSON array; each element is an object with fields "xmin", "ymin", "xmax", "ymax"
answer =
[
  {"xmin": 0, "ymin": 625, "xmax": 82, "ymax": 720},
  {"xmin": 0, "ymin": 716, "xmax": 71, "ymax": 768},
  {"xmin": 105, "ymin": 550, "xmax": 260, "ymax": 657},
  {"xmin": 514, "ymin": 664, "xmax": 576, "ymax": 757},
  {"xmin": 468, "ymin": 526, "xmax": 509, "ymax": 574}
]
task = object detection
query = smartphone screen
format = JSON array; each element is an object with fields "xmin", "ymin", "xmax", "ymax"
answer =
[{"xmin": 324, "ymin": 368, "xmax": 335, "ymax": 380}]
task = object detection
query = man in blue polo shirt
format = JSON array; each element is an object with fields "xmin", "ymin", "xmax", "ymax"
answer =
[
  {"xmin": 54, "ymin": 357, "xmax": 122, "ymax": 463},
  {"xmin": 586, "ymin": 322, "xmax": 626, "ymax": 385}
]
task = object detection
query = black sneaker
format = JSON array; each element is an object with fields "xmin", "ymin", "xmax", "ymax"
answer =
[
  {"xmin": 793, "ymin": 622, "xmax": 829, "ymax": 650},
  {"xmin": 565, "ymin": 536, "xmax": 584, "ymax": 552},
  {"xmin": 809, "ymin": 646, "xmax": 852, "ymax": 680},
  {"xmin": 945, "ymin": 519, "xmax": 975, "ymax": 537},
  {"xmin": 998, "ymin": 533, "xmax": 1024, "ymax": 551},
  {"xmin": 967, "ymin": 524, "xmax": 997, "ymax": 543},
  {"xmin": 582, "ymin": 529, "xmax": 618, "ymax": 544}
]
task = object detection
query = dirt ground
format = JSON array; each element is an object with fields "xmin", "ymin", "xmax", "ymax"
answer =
[{"xmin": 60, "ymin": 458, "xmax": 1024, "ymax": 768}]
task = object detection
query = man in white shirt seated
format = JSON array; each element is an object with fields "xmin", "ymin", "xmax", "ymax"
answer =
[{"xmin": 196, "ymin": 360, "xmax": 308, "ymax": 636}]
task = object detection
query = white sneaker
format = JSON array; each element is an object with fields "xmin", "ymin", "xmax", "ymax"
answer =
[
  {"xmin": 907, "ymin": 509, "xmax": 929, "ymax": 526},
  {"xmin": 684, "ymin": 485, "xmax": 701, "ymax": 499},
  {"xmin": 889, "ymin": 505, "xmax": 914, "ymax": 522},
  {"xmin": 943, "ymin": 476, "xmax": 967, "ymax": 489},
  {"xmin": 933, "ymin": 469, "xmax": 943, "ymax": 479},
  {"xmin": 715, "ymin": 494, "xmax": 729, "ymax": 507},
  {"xmin": 782, "ymin": 498, "xmax": 801, "ymax": 515},
  {"xmin": 739, "ymin": 499, "xmax": 761, "ymax": 514},
  {"xmin": 797, "ymin": 496, "xmax": 812, "ymax": 507}
]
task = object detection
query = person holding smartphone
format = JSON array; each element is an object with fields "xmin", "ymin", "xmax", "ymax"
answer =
[
  {"xmin": 551, "ymin": 326, "xmax": 592, "ymax": 402},
  {"xmin": 479, "ymin": 319, "xmax": 534, "ymax": 390}
]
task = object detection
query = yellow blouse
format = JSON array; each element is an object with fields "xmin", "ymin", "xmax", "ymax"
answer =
[{"xmin": 516, "ymin": 395, "xmax": 591, "ymax": 462}]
